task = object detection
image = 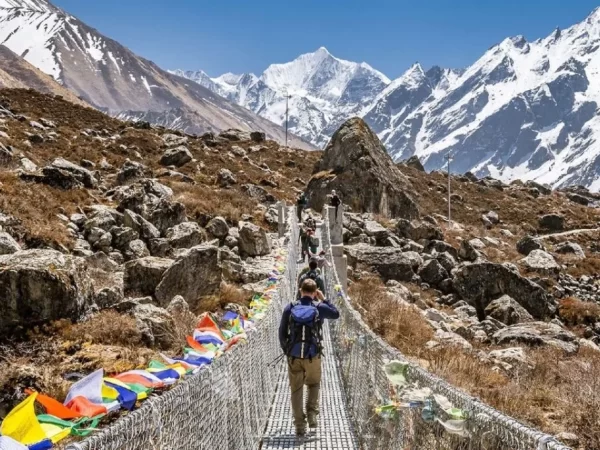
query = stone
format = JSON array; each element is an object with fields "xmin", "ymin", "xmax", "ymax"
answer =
[
  {"xmin": 84, "ymin": 207, "xmax": 121, "ymax": 232},
  {"xmin": 404, "ymin": 155, "xmax": 425, "ymax": 171},
  {"xmin": 230, "ymin": 145, "xmax": 247, "ymax": 157},
  {"xmin": 86, "ymin": 251, "xmax": 120, "ymax": 272},
  {"xmin": 148, "ymin": 199, "xmax": 187, "ymax": 235},
  {"xmin": 125, "ymin": 239, "xmax": 150, "ymax": 260},
  {"xmin": 250, "ymin": 131, "xmax": 266, "ymax": 142},
  {"xmin": 469, "ymin": 238, "xmax": 486, "ymax": 249},
  {"xmin": 0, "ymin": 232, "xmax": 20, "ymax": 255},
  {"xmin": 395, "ymin": 219, "xmax": 443, "ymax": 242},
  {"xmin": 217, "ymin": 168, "xmax": 237, "ymax": 187},
  {"xmin": 70, "ymin": 213, "xmax": 87, "ymax": 227},
  {"xmin": 436, "ymin": 252, "xmax": 457, "ymax": 272},
  {"xmin": 110, "ymin": 226, "xmax": 139, "ymax": 250},
  {"xmin": 19, "ymin": 157, "xmax": 37, "ymax": 172},
  {"xmin": 50, "ymin": 158, "xmax": 97, "ymax": 188},
  {"xmin": 567, "ymin": 193, "xmax": 589, "ymax": 206},
  {"xmin": 345, "ymin": 244, "xmax": 417, "ymax": 282},
  {"xmin": 453, "ymin": 262, "xmax": 557, "ymax": 320},
  {"xmin": 123, "ymin": 209, "xmax": 160, "ymax": 241},
  {"xmin": 525, "ymin": 180, "xmax": 551, "ymax": 195},
  {"xmin": 38, "ymin": 166, "xmax": 83, "ymax": 189},
  {"xmin": 160, "ymin": 146, "xmax": 193, "ymax": 167},
  {"xmin": 148, "ymin": 238, "xmax": 172, "ymax": 258},
  {"xmin": 488, "ymin": 347, "xmax": 527, "ymax": 365},
  {"xmin": 0, "ymin": 250, "xmax": 93, "ymax": 333},
  {"xmin": 555, "ymin": 241, "xmax": 585, "ymax": 259},
  {"xmin": 155, "ymin": 244, "xmax": 222, "ymax": 308},
  {"xmin": 238, "ymin": 222, "xmax": 271, "ymax": 257},
  {"xmin": 124, "ymin": 256, "xmax": 173, "ymax": 296},
  {"xmin": 516, "ymin": 235, "xmax": 544, "ymax": 255},
  {"xmin": 538, "ymin": 214, "xmax": 565, "ymax": 231},
  {"xmin": 131, "ymin": 303, "xmax": 176, "ymax": 348},
  {"xmin": 485, "ymin": 295, "xmax": 534, "ymax": 325},
  {"xmin": 219, "ymin": 129, "xmax": 251, "ymax": 141},
  {"xmin": 485, "ymin": 211, "xmax": 499, "ymax": 224},
  {"xmin": 418, "ymin": 259, "xmax": 448, "ymax": 286},
  {"xmin": 162, "ymin": 133, "xmax": 188, "ymax": 147},
  {"xmin": 305, "ymin": 118, "xmax": 419, "ymax": 219},
  {"xmin": 520, "ymin": 250, "xmax": 560, "ymax": 276},
  {"xmin": 117, "ymin": 160, "xmax": 147, "ymax": 184},
  {"xmin": 166, "ymin": 222, "xmax": 207, "ymax": 249},
  {"xmin": 493, "ymin": 322, "xmax": 579, "ymax": 354},
  {"xmin": 206, "ymin": 216, "xmax": 229, "ymax": 239},
  {"xmin": 225, "ymin": 235, "xmax": 238, "ymax": 249},
  {"xmin": 432, "ymin": 329, "xmax": 472, "ymax": 349},
  {"xmin": 424, "ymin": 240, "xmax": 458, "ymax": 259},
  {"xmin": 458, "ymin": 240, "xmax": 479, "ymax": 262}
]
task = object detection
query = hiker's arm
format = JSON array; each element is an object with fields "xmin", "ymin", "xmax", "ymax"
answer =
[
  {"xmin": 278, "ymin": 307, "xmax": 291, "ymax": 351},
  {"xmin": 318, "ymin": 300, "xmax": 340, "ymax": 320}
]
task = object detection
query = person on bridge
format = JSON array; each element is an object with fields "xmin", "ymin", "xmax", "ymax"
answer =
[
  {"xmin": 296, "ymin": 192, "xmax": 307, "ymax": 222},
  {"xmin": 330, "ymin": 190, "xmax": 341, "ymax": 218},
  {"xmin": 297, "ymin": 258, "xmax": 325, "ymax": 299},
  {"xmin": 298, "ymin": 225, "xmax": 310, "ymax": 263},
  {"xmin": 308, "ymin": 250, "xmax": 331, "ymax": 271},
  {"xmin": 279, "ymin": 279, "xmax": 340, "ymax": 436},
  {"xmin": 307, "ymin": 229, "xmax": 319, "ymax": 255}
]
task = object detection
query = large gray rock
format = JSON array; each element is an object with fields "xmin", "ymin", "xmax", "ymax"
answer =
[
  {"xmin": 148, "ymin": 199, "xmax": 187, "ymax": 234},
  {"xmin": 453, "ymin": 262, "xmax": 557, "ymax": 319},
  {"xmin": 0, "ymin": 232, "xmax": 20, "ymax": 255},
  {"xmin": 110, "ymin": 226, "xmax": 139, "ymax": 250},
  {"xmin": 123, "ymin": 209, "xmax": 160, "ymax": 241},
  {"xmin": 516, "ymin": 235, "xmax": 544, "ymax": 255},
  {"xmin": 493, "ymin": 322, "xmax": 579, "ymax": 354},
  {"xmin": 396, "ymin": 219, "xmax": 443, "ymax": 242},
  {"xmin": 238, "ymin": 222, "xmax": 271, "ymax": 257},
  {"xmin": 124, "ymin": 239, "xmax": 150, "ymax": 260},
  {"xmin": 132, "ymin": 303, "xmax": 176, "ymax": 348},
  {"xmin": 50, "ymin": 158, "xmax": 97, "ymax": 188},
  {"xmin": 124, "ymin": 256, "xmax": 173, "ymax": 296},
  {"xmin": 217, "ymin": 168, "xmax": 236, "ymax": 187},
  {"xmin": 345, "ymin": 244, "xmax": 417, "ymax": 282},
  {"xmin": 458, "ymin": 240, "xmax": 479, "ymax": 261},
  {"xmin": 520, "ymin": 250, "xmax": 560, "ymax": 276},
  {"xmin": 160, "ymin": 146, "xmax": 193, "ymax": 167},
  {"xmin": 0, "ymin": 250, "xmax": 93, "ymax": 333},
  {"xmin": 418, "ymin": 259, "xmax": 448, "ymax": 286},
  {"xmin": 166, "ymin": 222, "xmax": 207, "ymax": 249},
  {"xmin": 484, "ymin": 295, "xmax": 534, "ymax": 325},
  {"xmin": 305, "ymin": 118, "xmax": 419, "ymax": 219},
  {"xmin": 206, "ymin": 216, "xmax": 229, "ymax": 239},
  {"xmin": 555, "ymin": 241, "xmax": 585, "ymax": 259},
  {"xmin": 155, "ymin": 244, "xmax": 222, "ymax": 308}
]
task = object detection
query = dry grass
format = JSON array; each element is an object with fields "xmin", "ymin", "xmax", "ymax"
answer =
[
  {"xmin": 58, "ymin": 311, "xmax": 143, "ymax": 347},
  {"xmin": 559, "ymin": 296, "xmax": 600, "ymax": 326},
  {"xmin": 194, "ymin": 283, "xmax": 251, "ymax": 315},
  {"xmin": 564, "ymin": 256, "xmax": 600, "ymax": 278}
]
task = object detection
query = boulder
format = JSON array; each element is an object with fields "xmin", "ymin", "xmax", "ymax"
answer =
[
  {"xmin": 458, "ymin": 240, "xmax": 479, "ymax": 262},
  {"xmin": 206, "ymin": 216, "xmax": 229, "ymax": 239},
  {"xmin": 516, "ymin": 235, "xmax": 544, "ymax": 255},
  {"xmin": 567, "ymin": 193, "xmax": 589, "ymax": 206},
  {"xmin": 110, "ymin": 226, "xmax": 139, "ymax": 250},
  {"xmin": 124, "ymin": 239, "xmax": 150, "ymax": 260},
  {"xmin": 396, "ymin": 219, "xmax": 443, "ymax": 242},
  {"xmin": 160, "ymin": 146, "xmax": 193, "ymax": 167},
  {"xmin": 538, "ymin": 214, "xmax": 565, "ymax": 231},
  {"xmin": 0, "ymin": 250, "xmax": 93, "ymax": 333},
  {"xmin": 238, "ymin": 222, "xmax": 271, "ymax": 257},
  {"xmin": 250, "ymin": 131, "xmax": 266, "ymax": 142},
  {"xmin": 404, "ymin": 155, "xmax": 425, "ymax": 171},
  {"xmin": 555, "ymin": 241, "xmax": 585, "ymax": 259},
  {"xmin": 148, "ymin": 199, "xmax": 187, "ymax": 234},
  {"xmin": 488, "ymin": 347, "xmax": 527, "ymax": 366},
  {"xmin": 162, "ymin": 133, "xmax": 188, "ymax": 147},
  {"xmin": 493, "ymin": 322, "xmax": 579, "ymax": 354},
  {"xmin": 418, "ymin": 259, "xmax": 448, "ymax": 286},
  {"xmin": 116, "ymin": 160, "xmax": 147, "ymax": 184},
  {"xmin": 345, "ymin": 244, "xmax": 416, "ymax": 282},
  {"xmin": 131, "ymin": 303, "xmax": 176, "ymax": 348},
  {"xmin": 0, "ymin": 232, "xmax": 20, "ymax": 255},
  {"xmin": 50, "ymin": 158, "xmax": 97, "ymax": 188},
  {"xmin": 453, "ymin": 262, "xmax": 557, "ymax": 319},
  {"xmin": 485, "ymin": 211, "xmax": 499, "ymax": 225},
  {"xmin": 124, "ymin": 256, "xmax": 173, "ymax": 296},
  {"xmin": 166, "ymin": 222, "xmax": 207, "ymax": 249},
  {"xmin": 219, "ymin": 129, "xmax": 251, "ymax": 141},
  {"xmin": 424, "ymin": 240, "xmax": 458, "ymax": 259},
  {"xmin": 123, "ymin": 209, "xmax": 160, "ymax": 241},
  {"xmin": 520, "ymin": 250, "xmax": 560, "ymax": 276},
  {"xmin": 217, "ymin": 168, "xmax": 237, "ymax": 187},
  {"xmin": 155, "ymin": 244, "xmax": 222, "ymax": 308},
  {"xmin": 39, "ymin": 166, "xmax": 83, "ymax": 189},
  {"xmin": 436, "ymin": 252, "xmax": 457, "ymax": 272},
  {"xmin": 305, "ymin": 118, "xmax": 419, "ymax": 219},
  {"xmin": 484, "ymin": 295, "xmax": 534, "ymax": 325}
]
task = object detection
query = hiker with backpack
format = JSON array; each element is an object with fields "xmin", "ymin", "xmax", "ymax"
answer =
[
  {"xmin": 307, "ymin": 229, "xmax": 319, "ymax": 255},
  {"xmin": 330, "ymin": 190, "xmax": 341, "ymax": 217},
  {"xmin": 279, "ymin": 278, "xmax": 339, "ymax": 436},
  {"xmin": 296, "ymin": 193, "xmax": 307, "ymax": 222},
  {"xmin": 297, "ymin": 258, "xmax": 325, "ymax": 298},
  {"xmin": 308, "ymin": 249, "xmax": 331, "ymax": 271},
  {"xmin": 298, "ymin": 225, "xmax": 310, "ymax": 262}
]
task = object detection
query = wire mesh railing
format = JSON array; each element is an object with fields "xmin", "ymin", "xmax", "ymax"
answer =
[{"xmin": 320, "ymin": 206, "xmax": 571, "ymax": 450}]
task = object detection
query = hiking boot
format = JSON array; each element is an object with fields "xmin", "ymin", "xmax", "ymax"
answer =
[
  {"xmin": 296, "ymin": 427, "xmax": 306, "ymax": 437},
  {"xmin": 307, "ymin": 414, "xmax": 318, "ymax": 428}
]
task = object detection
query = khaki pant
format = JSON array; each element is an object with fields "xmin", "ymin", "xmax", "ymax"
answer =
[{"xmin": 287, "ymin": 356, "xmax": 322, "ymax": 430}]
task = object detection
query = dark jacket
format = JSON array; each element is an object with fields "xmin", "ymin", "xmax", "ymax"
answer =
[
  {"xmin": 279, "ymin": 296, "xmax": 339, "ymax": 358},
  {"xmin": 330, "ymin": 195, "xmax": 341, "ymax": 207},
  {"xmin": 297, "ymin": 270, "xmax": 325, "ymax": 297}
]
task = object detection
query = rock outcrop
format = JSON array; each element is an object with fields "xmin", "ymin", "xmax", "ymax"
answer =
[
  {"xmin": 345, "ymin": 244, "xmax": 418, "ymax": 282},
  {"xmin": 305, "ymin": 118, "xmax": 419, "ymax": 219}
]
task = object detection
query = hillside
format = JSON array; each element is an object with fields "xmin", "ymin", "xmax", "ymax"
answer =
[{"xmin": 0, "ymin": 0, "xmax": 311, "ymax": 148}]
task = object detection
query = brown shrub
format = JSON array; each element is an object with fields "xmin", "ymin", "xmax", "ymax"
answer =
[
  {"xmin": 194, "ymin": 284, "xmax": 251, "ymax": 315},
  {"xmin": 59, "ymin": 310, "xmax": 142, "ymax": 347},
  {"xmin": 559, "ymin": 296, "xmax": 600, "ymax": 325}
]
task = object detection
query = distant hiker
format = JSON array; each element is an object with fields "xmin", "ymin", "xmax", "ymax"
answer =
[
  {"xmin": 330, "ymin": 190, "xmax": 341, "ymax": 218},
  {"xmin": 307, "ymin": 229, "xmax": 319, "ymax": 255},
  {"xmin": 297, "ymin": 193, "xmax": 307, "ymax": 222},
  {"xmin": 309, "ymin": 250, "xmax": 331, "ymax": 271},
  {"xmin": 298, "ymin": 226, "xmax": 310, "ymax": 262},
  {"xmin": 304, "ymin": 215, "xmax": 316, "ymax": 230},
  {"xmin": 279, "ymin": 278, "xmax": 340, "ymax": 436},
  {"xmin": 297, "ymin": 258, "xmax": 326, "ymax": 298}
]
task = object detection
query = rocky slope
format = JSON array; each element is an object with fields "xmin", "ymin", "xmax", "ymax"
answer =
[
  {"xmin": 178, "ymin": 7, "xmax": 600, "ymax": 189},
  {"xmin": 0, "ymin": 0, "xmax": 310, "ymax": 148}
]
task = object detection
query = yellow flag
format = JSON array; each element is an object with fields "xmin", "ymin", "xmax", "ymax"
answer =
[{"xmin": 0, "ymin": 393, "xmax": 47, "ymax": 445}]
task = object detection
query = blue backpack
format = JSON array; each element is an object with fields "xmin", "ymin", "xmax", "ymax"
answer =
[{"xmin": 286, "ymin": 302, "xmax": 322, "ymax": 359}]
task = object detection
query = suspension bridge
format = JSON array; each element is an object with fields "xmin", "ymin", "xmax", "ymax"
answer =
[{"xmin": 67, "ymin": 206, "xmax": 570, "ymax": 450}]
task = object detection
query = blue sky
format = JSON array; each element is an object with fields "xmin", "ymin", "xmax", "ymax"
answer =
[{"xmin": 53, "ymin": 0, "xmax": 600, "ymax": 79}]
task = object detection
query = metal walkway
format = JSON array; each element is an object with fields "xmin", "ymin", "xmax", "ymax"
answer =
[{"xmin": 261, "ymin": 240, "xmax": 359, "ymax": 450}]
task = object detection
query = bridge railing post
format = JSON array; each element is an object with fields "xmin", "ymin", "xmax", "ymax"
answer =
[
  {"xmin": 326, "ymin": 205, "xmax": 347, "ymax": 293},
  {"xmin": 278, "ymin": 201, "xmax": 286, "ymax": 237}
]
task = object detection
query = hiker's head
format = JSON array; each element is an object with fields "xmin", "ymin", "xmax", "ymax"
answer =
[
  {"xmin": 300, "ymin": 278, "xmax": 318, "ymax": 297},
  {"xmin": 332, "ymin": 190, "xmax": 336, "ymax": 195},
  {"xmin": 309, "ymin": 259, "xmax": 318, "ymax": 270}
]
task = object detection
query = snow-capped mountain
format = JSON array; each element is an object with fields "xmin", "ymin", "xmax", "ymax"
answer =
[
  {"xmin": 0, "ymin": 0, "xmax": 311, "ymax": 148},
  {"xmin": 176, "ymin": 47, "xmax": 390, "ymax": 146},
  {"xmin": 176, "ymin": 8, "xmax": 600, "ymax": 188}
]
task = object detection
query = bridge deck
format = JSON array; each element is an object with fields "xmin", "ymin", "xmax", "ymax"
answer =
[{"xmin": 261, "ymin": 237, "xmax": 358, "ymax": 450}]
